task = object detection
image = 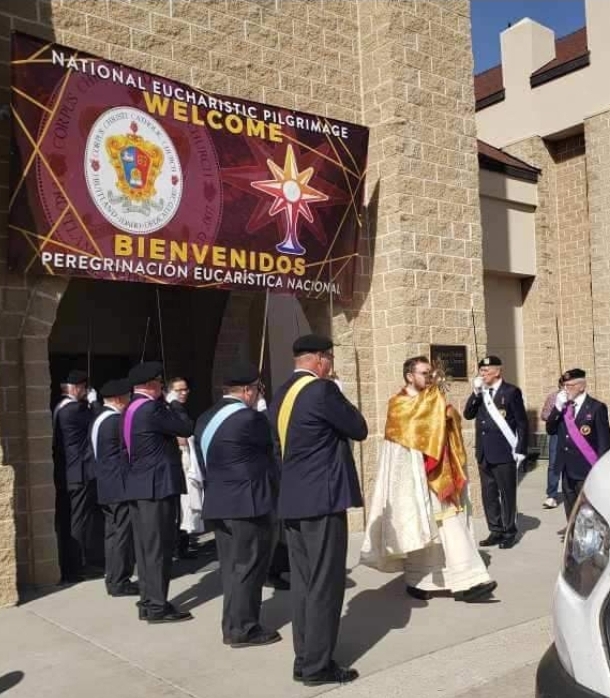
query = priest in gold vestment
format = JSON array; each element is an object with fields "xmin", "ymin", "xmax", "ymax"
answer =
[{"xmin": 361, "ymin": 356, "xmax": 497, "ymax": 602}]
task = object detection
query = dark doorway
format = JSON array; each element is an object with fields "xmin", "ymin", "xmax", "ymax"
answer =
[{"xmin": 48, "ymin": 278, "xmax": 229, "ymax": 415}]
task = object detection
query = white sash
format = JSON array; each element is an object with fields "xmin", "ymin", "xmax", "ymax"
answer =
[
  {"xmin": 483, "ymin": 390, "xmax": 518, "ymax": 456},
  {"xmin": 91, "ymin": 408, "xmax": 119, "ymax": 461},
  {"xmin": 52, "ymin": 396, "xmax": 74, "ymax": 426}
]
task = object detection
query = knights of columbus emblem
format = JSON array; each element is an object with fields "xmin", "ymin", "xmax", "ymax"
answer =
[{"xmin": 105, "ymin": 122, "xmax": 164, "ymax": 203}]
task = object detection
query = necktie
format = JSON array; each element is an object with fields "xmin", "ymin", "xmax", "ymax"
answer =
[
  {"xmin": 488, "ymin": 388, "xmax": 494, "ymax": 399},
  {"xmin": 567, "ymin": 401, "xmax": 575, "ymax": 418}
]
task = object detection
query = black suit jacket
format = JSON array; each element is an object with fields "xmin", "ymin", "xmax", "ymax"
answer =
[
  {"xmin": 123, "ymin": 393, "xmax": 193, "ymax": 501},
  {"xmin": 268, "ymin": 372, "xmax": 368, "ymax": 519},
  {"xmin": 52, "ymin": 397, "xmax": 94, "ymax": 489},
  {"xmin": 194, "ymin": 397, "xmax": 276, "ymax": 519},
  {"xmin": 90, "ymin": 407, "xmax": 129, "ymax": 505},
  {"xmin": 546, "ymin": 395, "xmax": 610, "ymax": 480},
  {"xmin": 463, "ymin": 381, "xmax": 528, "ymax": 464}
]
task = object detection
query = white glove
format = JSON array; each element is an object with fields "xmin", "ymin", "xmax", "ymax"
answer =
[
  {"xmin": 473, "ymin": 376, "xmax": 483, "ymax": 395},
  {"xmin": 256, "ymin": 397, "xmax": 267, "ymax": 412},
  {"xmin": 515, "ymin": 453, "xmax": 526, "ymax": 467},
  {"xmin": 555, "ymin": 390, "xmax": 568, "ymax": 411},
  {"xmin": 86, "ymin": 388, "xmax": 98, "ymax": 404},
  {"xmin": 165, "ymin": 390, "xmax": 179, "ymax": 404}
]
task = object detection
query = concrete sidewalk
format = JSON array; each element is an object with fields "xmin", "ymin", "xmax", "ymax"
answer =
[{"xmin": 0, "ymin": 465, "xmax": 563, "ymax": 698}]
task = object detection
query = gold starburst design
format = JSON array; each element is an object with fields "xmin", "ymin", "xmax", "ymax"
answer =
[{"xmin": 251, "ymin": 144, "xmax": 329, "ymax": 255}]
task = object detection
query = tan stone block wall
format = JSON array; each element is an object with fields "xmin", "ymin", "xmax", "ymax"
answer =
[
  {"xmin": 503, "ymin": 138, "xmax": 562, "ymax": 429},
  {"xmin": 549, "ymin": 135, "xmax": 595, "ymax": 389},
  {"xmin": 585, "ymin": 112, "xmax": 610, "ymax": 405},
  {"xmin": 354, "ymin": 0, "xmax": 484, "ymax": 513},
  {"xmin": 0, "ymin": 0, "xmax": 482, "ymax": 596}
]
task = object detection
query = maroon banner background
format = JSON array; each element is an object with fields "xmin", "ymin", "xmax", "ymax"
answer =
[{"xmin": 9, "ymin": 32, "xmax": 369, "ymax": 300}]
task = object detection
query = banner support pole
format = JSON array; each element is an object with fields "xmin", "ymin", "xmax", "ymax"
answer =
[
  {"xmin": 259, "ymin": 288, "xmax": 270, "ymax": 373},
  {"xmin": 156, "ymin": 288, "xmax": 166, "ymax": 379}
]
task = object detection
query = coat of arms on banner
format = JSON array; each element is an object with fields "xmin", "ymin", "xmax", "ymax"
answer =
[{"xmin": 84, "ymin": 106, "xmax": 183, "ymax": 235}]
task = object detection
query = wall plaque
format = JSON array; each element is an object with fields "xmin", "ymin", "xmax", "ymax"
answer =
[{"xmin": 430, "ymin": 344, "xmax": 468, "ymax": 381}]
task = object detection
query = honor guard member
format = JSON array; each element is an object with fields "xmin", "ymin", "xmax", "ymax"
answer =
[
  {"xmin": 194, "ymin": 361, "xmax": 280, "ymax": 648},
  {"xmin": 90, "ymin": 378, "xmax": 138, "ymax": 597},
  {"xmin": 52, "ymin": 369, "xmax": 103, "ymax": 583},
  {"xmin": 124, "ymin": 361, "xmax": 194, "ymax": 624},
  {"xmin": 463, "ymin": 356, "xmax": 528, "ymax": 549},
  {"xmin": 268, "ymin": 334, "xmax": 368, "ymax": 687},
  {"xmin": 546, "ymin": 368, "xmax": 610, "ymax": 518}
]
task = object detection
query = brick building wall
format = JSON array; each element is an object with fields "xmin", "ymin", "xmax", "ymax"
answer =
[
  {"xmin": 585, "ymin": 112, "xmax": 610, "ymax": 406},
  {"xmin": 549, "ymin": 135, "xmax": 595, "ymax": 389},
  {"xmin": 0, "ymin": 0, "xmax": 483, "ymax": 604},
  {"xmin": 506, "ymin": 132, "xmax": 601, "ymax": 427}
]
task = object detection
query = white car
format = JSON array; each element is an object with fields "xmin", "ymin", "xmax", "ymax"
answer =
[{"xmin": 536, "ymin": 451, "xmax": 610, "ymax": 697}]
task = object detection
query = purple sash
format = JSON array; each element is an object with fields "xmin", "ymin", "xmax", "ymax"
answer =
[
  {"xmin": 123, "ymin": 398, "xmax": 149, "ymax": 460},
  {"xmin": 565, "ymin": 403, "xmax": 598, "ymax": 467}
]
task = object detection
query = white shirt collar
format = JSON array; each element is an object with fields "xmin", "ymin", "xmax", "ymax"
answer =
[
  {"xmin": 488, "ymin": 378, "xmax": 503, "ymax": 392},
  {"xmin": 133, "ymin": 391, "xmax": 154, "ymax": 401},
  {"xmin": 294, "ymin": 369, "xmax": 318, "ymax": 378},
  {"xmin": 222, "ymin": 395, "xmax": 246, "ymax": 404},
  {"xmin": 573, "ymin": 392, "xmax": 587, "ymax": 410}
]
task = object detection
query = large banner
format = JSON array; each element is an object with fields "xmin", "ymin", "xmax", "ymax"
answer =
[{"xmin": 9, "ymin": 33, "xmax": 368, "ymax": 300}]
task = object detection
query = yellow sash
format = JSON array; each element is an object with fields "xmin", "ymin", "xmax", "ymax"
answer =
[{"xmin": 278, "ymin": 375, "xmax": 317, "ymax": 457}]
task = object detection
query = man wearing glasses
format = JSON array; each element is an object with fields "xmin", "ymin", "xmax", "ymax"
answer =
[
  {"xmin": 269, "ymin": 334, "xmax": 367, "ymax": 687},
  {"xmin": 361, "ymin": 356, "xmax": 496, "ymax": 603},
  {"xmin": 124, "ymin": 361, "xmax": 194, "ymax": 623},
  {"xmin": 194, "ymin": 361, "xmax": 280, "ymax": 648},
  {"xmin": 545, "ymin": 368, "xmax": 610, "ymax": 518}
]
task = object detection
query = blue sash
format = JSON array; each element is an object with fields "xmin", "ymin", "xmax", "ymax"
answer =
[{"xmin": 200, "ymin": 402, "xmax": 247, "ymax": 466}]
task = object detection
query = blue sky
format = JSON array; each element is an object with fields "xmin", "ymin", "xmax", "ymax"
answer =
[{"xmin": 471, "ymin": 0, "xmax": 586, "ymax": 74}]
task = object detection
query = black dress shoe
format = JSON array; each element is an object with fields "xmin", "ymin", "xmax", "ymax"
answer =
[
  {"xmin": 499, "ymin": 536, "xmax": 517, "ymax": 549},
  {"xmin": 175, "ymin": 549, "xmax": 198, "ymax": 560},
  {"xmin": 479, "ymin": 533, "xmax": 503, "ymax": 547},
  {"xmin": 265, "ymin": 576, "xmax": 290, "ymax": 591},
  {"xmin": 230, "ymin": 628, "xmax": 281, "ymax": 648},
  {"xmin": 454, "ymin": 581, "xmax": 498, "ymax": 602},
  {"xmin": 406, "ymin": 585, "xmax": 433, "ymax": 600},
  {"xmin": 147, "ymin": 604, "xmax": 193, "ymax": 624},
  {"xmin": 303, "ymin": 663, "xmax": 359, "ymax": 686},
  {"xmin": 137, "ymin": 602, "xmax": 149, "ymax": 621},
  {"xmin": 293, "ymin": 668, "xmax": 303, "ymax": 682},
  {"xmin": 109, "ymin": 581, "xmax": 140, "ymax": 597}
]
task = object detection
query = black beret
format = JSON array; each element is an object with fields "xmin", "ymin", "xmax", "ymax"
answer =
[
  {"xmin": 223, "ymin": 360, "xmax": 260, "ymax": 387},
  {"xmin": 99, "ymin": 378, "xmax": 131, "ymax": 398},
  {"xmin": 478, "ymin": 355, "xmax": 502, "ymax": 369},
  {"xmin": 292, "ymin": 334, "xmax": 333, "ymax": 356},
  {"xmin": 562, "ymin": 368, "xmax": 586, "ymax": 381},
  {"xmin": 128, "ymin": 361, "xmax": 163, "ymax": 386},
  {"xmin": 64, "ymin": 369, "xmax": 88, "ymax": 385}
]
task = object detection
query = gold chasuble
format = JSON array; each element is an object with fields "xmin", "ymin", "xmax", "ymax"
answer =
[{"xmin": 384, "ymin": 385, "xmax": 467, "ymax": 505}]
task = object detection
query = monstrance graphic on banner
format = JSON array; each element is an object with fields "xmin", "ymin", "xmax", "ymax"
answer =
[
  {"xmin": 9, "ymin": 32, "xmax": 369, "ymax": 300},
  {"xmin": 250, "ymin": 144, "xmax": 329, "ymax": 256}
]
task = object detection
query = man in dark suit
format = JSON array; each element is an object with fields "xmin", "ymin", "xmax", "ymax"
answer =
[
  {"xmin": 124, "ymin": 361, "xmax": 193, "ymax": 624},
  {"xmin": 52, "ymin": 369, "xmax": 103, "ymax": 583},
  {"xmin": 546, "ymin": 368, "xmax": 610, "ymax": 518},
  {"xmin": 268, "ymin": 334, "xmax": 368, "ymax": 687},
  {"xmin": 463, "ymin": 355, "xmax": 528, "ymax": 550},
  {"xmin": 194, "ymin": 361, "xmax": 280, "ymax": 648},
  {"xmin": 90, "ymin": 378, "xmax": 138, "ymax": 597}
]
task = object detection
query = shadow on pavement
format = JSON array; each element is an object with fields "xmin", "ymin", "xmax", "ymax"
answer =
[
  {"xmin": 169, "ymin": 539, "xmax": 223, "ymax": 612},
  {"xmin": 518, "ymin": 513, "xmax": 541, "ymax": 536},
  {"xmin": 0, "ymin": 671, "xmax": 24, "ymax": 694},
  {"xmin": 335, "ymin": 575, "xmax": 422, "ymax": 666}
]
